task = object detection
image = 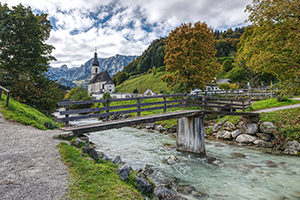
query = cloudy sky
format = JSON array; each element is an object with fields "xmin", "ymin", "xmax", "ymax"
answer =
[{"xmin": 3, "ymin": 0, "xmax": 252, "ymax": 68}]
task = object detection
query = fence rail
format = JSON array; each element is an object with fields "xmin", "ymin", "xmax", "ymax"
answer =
[
  {"xmin": 193, "ymin": 88, "xmax": 274, "ymax": 99},
  {"xmin": 58, "ymin": 94, "xmax": 252, "ymax": 127},
  {"xmin": 0, "ymin": 86, "xmax": 10, "ymax": 107}
]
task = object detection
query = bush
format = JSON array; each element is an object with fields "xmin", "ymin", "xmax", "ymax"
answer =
[
  {"xmin": 65, "ymin": 87, "xmax": 94, "ymax": 109},
  {"xmin": 133, "ymin": 88, "xmax": 138, "ymax": 93}
]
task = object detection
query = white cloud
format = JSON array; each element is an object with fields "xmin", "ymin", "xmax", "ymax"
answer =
[{"xmin": 3, "ymin": 0, "xmax": 252, "ymax": 68}]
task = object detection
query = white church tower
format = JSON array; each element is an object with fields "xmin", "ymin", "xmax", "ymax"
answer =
[{"xmin": 91, "ymin": 48, "xmax": 100, "ymax": 79}]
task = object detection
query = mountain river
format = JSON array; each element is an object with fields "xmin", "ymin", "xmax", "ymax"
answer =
[{"xmin": 59, "ymin": 116, "xmax": 300, "ymax": 200}]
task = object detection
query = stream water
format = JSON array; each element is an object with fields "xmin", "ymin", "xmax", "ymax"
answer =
[{"xmin": 60, "ymin": 116, "xmax": 300, "ymax": 200}]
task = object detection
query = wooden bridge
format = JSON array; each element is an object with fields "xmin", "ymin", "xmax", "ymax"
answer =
[{"xmin": 58, "ymin": 94, "xmax": 258, "ymax": 156}]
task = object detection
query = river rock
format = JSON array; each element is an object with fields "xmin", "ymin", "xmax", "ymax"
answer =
[
  {"xmin": 135, "ymin": 175, "xmax": 154, "ymax": 195},
  {"xmin": 177, "ymin": 185, "xmax": 196, "ymax": 195},
  {"xmin": 155, "ymin": 125, "xmax": 167, "ymax": 133},
  {"xmin": 231, "ymin": 129, "xmax": 242, "ymax": 138},
  {"xmin": 96, "ymin": 151, "xmax": 107, "ymax": 159},
  {"xmin": 236, "ymin": 134, "xmax": 257, "ymax": 143},
  {"xmin": 168, "ymin": 125, "xmax": 177, "ymax": 133},
  {"xmin": 242, "ymin": 123, "xmax": 258, "ymax": 135},
  {"xmin": 213, "ymin": 123, "xmax": 223, "ymax": 132},
  {"xmin": 223, "ymin": 121, "xmax": 236, "ymax": 131},
  {"xmin": 154, "ymin": 186, "xmax": 187, "ymax": 200},
  {"xmin": 60, "ymin": 131, "xmax": 74, "ymax": 139},
  {"xmin": 217, "ymin": 130, "xmax": 232, "ymax": 140},
  {"xmin": 260, "ymin": 122, "xmax": 276, "ymax": 134},
  {"xmin": 145, "ymin": 123, "xmax": 155, "ymax": 129},
  {"xmin": 71, "ymin": 138, "xmax": 87, "ymax": 147},
  {"xmin": 256, "ymin": 133, "xmax": 273, "ymax": 141},
  {"xmin": 116, "ymin": 164, "xmax": 131, "ymax": 181},
  {"xmin": 82, "ymin": 146, "xmax": 99, "ymax": 161},
  {"xmin": 142, "ymin": 165, "xmax": 154, "ymax": 176},
  {"xmin": 112, "ymin": 155, "xmax": 122, "ymax": 164},
  {"xmin": 283, "ymin": 141, "xmax": 300, "ymax": 155},
  {"xmin": 253, "ymin": 140, "xmax": 274, "ymax": 148},
  {"xmin": 78, "ymin": 135, "xmax": 89, "ymax": 143}
]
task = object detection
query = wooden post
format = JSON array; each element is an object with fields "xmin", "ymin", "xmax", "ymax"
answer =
[
  {"xmin": 106, "ymin": 99, "xmax": 110, "ymax": 121},
  {"xmin": 230, "ymin": 100, "xmax": 233, "ymax": 112},
  {"xmin": 218, "ymin": 99, "xmax": 221, "ymax": 111},
  {"xmin": 65, "ymin": 105, "xmax": 69, "ymax": 127},
  {"xmin": 202, "ymin": 97, "xmax": 205, "ymax": 111},
  {"xmin": 242, "ymin": 100, "xmax": 245, "ymax": 112},
  {"xmin": 176, "ymin": 116, "xmax": 205, "ymax": 156},
  {"xmin": 226, "ymin": 90, "xmax": 228, "ymax": 98},
  {"xmin": 0, "ymin": 89, "xmax": 2, "ymax": 100},
  {"xmin": 184, "ymin": 94, "xmax": 187, "ymax": 110},
  {"xmin": 163, "ymin": 96, "xmax": 167, "ymax": 113},
  {"xmin": 137, "ymin": 98, "xmax": 141, "ymax": 117},
  {"xmin": 6, "ymin": 92, "xmax": 10, "ymax": 107}
]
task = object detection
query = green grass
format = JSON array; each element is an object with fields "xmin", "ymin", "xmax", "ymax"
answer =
[
  {"xmin": 246, "ymin": 97, "xmax": 299, "ymax": 111},
  {"xmin": 115, "ymin": 71, "xmax": 169, "ymax": 94},
  {"xmin": 57, "ymin": 142, "xmax": 144, "ymax": 200},
  {"xmin": 0, "ymin": 93, "xmax": 61, "ymax": 130}
]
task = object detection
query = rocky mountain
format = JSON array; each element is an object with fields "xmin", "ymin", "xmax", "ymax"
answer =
[{"xmin": 49, "ymin": 54, "xmax": 138, "ymax": 88}]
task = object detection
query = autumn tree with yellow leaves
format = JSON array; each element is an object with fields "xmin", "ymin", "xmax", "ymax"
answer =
[
  {"xmin": 236, "ymin": 0, "xmax": 300, "ymax": 94},
  {"xmin": 161, "ymin": 21, "xmax": 220, "ymax": 93}
]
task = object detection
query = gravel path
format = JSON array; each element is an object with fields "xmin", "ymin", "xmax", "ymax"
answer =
[
  {"xmin": 250, "ymin": 103, "xmax": 300, "ymax": 113},
  {"xmin": 0, "ymin": 113, "xmax": 68, "ymax": 200}
]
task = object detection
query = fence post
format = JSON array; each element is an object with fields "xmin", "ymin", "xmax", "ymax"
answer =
[
  {"xmin": 163, "ymin": 96, "xmax": 167, "ymax": 113},
  {"xmin": 0, "ymin": 89, "xmax": 2, "ymax": 100},
  {"xmin": 230, "ymin": 100, "xmax": 233, "ymax": 112},
  {"xmin": 6, "ymin": 92, "xmax": 10, "ymax": 107},
  {"xmin": 202, "ymin": 97, "xmax": 206, "ymax": 111},
  {"xmin": 218, "ymin": 99, "xmax": 221, "ymax": 111},
  {"xmin": 184, "ymin": 94, "xmax": 187, "ymax": 110},
  {"xmin": 242, "ymin": 100, "xmax": 245, "ymax": 112},
  {"xmin": 65, "ymin": 105, "xmax": 69, "ymax": 127},
  {"xmin": 137, "ymin": 98, "xmax": 141, "ymax": 117},
  {"xmin": 106, "ymin": 99, "xmax": 110, "ymax": 121}
]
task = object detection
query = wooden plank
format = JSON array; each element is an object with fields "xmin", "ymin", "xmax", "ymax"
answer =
[
  {"xmin": 0, "ymin": 86, "xmax": 10, "ymax": 92},
  {"xmin": 60, "ymin": 106, "xmax": 107, "ymax": 115},
  {"xmin": 60, "ymin": 110, "xmax": 202, "ymax": 134}
]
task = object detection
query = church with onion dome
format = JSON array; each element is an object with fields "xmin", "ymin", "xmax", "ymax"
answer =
[{"xmin": 88, "ymin": 50, "xmax": 115, "ymax": 94}]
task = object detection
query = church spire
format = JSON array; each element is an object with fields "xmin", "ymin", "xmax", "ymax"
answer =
[{"xmin": 92, "ymin": 47, "xmax": 99, "ymax": 66}]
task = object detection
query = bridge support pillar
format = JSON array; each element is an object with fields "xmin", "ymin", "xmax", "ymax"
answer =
[{"xmin": 176, "ymin": 116, "xmax": 205, "ymax": 156}]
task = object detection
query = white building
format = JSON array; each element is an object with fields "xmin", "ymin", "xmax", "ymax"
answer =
[{"xmin": 88, "ymin": 51, "xmax": 115, "ymax": 94}]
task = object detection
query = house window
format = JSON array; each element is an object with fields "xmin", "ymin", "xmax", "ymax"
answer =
[{"xmin": 95, "ymin": 68, "xmax": 98, "ymax": 73}]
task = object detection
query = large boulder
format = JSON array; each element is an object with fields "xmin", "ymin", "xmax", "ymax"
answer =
[
  {"xmin": 239, "ymin": 116, "xmax": 260, "ymax": 124},
  {"xmin": 154, "ymin": 186, "xmax": 187, "ymax": 200},
  {"xmin": 260, "ymin": 122, "xmax": 276, "ymax": 134},
  {"xmin": 213, "ymin": 123, "xmax": 223, "ymax": 132},
  {"xmin": 231, "ymin": 129, "xmax": 242, "ymax": 139},
  {"xmin": 217, "ymin": 130, "xmax": 232, "ymax": 140},
  {"xmin": 135, "ymin": 176, "xmax": 154, "ymax": 195},
  {"xmin": 145, "ymin": 123, "xmax": 155, "ymax": 130},
  {"xmin": 223, "ymin": 121, "xmax": 236, "ymax": 131},
  {"xmin": 116, "ymin": 164, "xmax": 131, "ymax": 181},
  {"xmin": 59, "ymin": 131, "xmax": 74, "ymax": 139},
  {"xmin": 236, "ymin": 134, "xmax": 257, "ymax": 143},
  {"xmin": 112, "ymin": 155, "xmax": 122, "ymax": 164},
  {"xmin": 242, "ymin": 123, "xmax": 258, "ymax": 135},
  {"xmin": 256, "ymin": 133, "xmax": 273, "ymax": 141},
  {"xmin": 155, "ymin": 125, "xmax": 167, "ymax": 133},
  {"xmin": 253, "ymin": 140, "xmax": 274, "ymax": 148},
  {"xmin": 82, "ymin": 146, "xmax": 99, "ymax": 161}
]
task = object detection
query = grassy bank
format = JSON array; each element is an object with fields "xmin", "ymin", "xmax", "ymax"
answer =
[
  {"xmin": 0, "ymin": 93, "xmax": 61, "ymax": 130},
  {"xmin": 57, "ymin": 142, "xmax": 144, "ymax": 200},
  {"xmin": 115, "ymin": 71, "xmax": 169, "ymax": 94}
]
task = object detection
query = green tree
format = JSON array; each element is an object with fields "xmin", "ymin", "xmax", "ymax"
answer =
[
  {"xmin": 237, "ymin": 0, "xmax": 300, "ymax": 94},
  {"xmin": 112, "ymin": 71, "xmax": 128, "ymax": 85},
  {"xmin": 222, "ymin": 59, "xmax": 233, "ymax": 72},
  {"xmin": 0, "ymin": 3, "xmax": 62, "ymax": 114},
  {"xmin": 162, "ymin": 21, "xmax": 220, "ymax": 93},
  {"xmin": 65, "ymin": 87, "xmax": 93, "ymax": 109}
]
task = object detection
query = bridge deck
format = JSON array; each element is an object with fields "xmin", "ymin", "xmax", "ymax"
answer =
[{"xmin": 60, "ymin": 110, "xmax": 258, "ymax": 135}]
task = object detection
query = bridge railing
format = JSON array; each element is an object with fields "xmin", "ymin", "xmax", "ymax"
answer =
[
  {"xmin": 57, "ymin": 94, "xmax": 252, "ymax": 127},
  {"xmin": 0, "ymin": 85, "xmax": 10, "ymax": 107}
]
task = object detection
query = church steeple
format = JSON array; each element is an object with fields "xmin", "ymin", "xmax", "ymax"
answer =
[{"xmin": 91, "ymin": 47, "xmax": 100, "ymax": 79}]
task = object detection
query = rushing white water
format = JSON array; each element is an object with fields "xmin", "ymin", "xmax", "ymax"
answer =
[{"xmin": 60, "ymin": 115, "xmax": 300, "ymax": 200}]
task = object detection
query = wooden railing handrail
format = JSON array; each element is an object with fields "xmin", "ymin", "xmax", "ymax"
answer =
[
  {"xmin": 0, "ymin": 85, "xmax": 10, "ymax": 107},
  {"xmin": 58, "ymin": 94, "xmax": 252, "ymax": 127}
]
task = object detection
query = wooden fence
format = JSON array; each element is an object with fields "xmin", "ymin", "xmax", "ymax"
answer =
[
  {"xmin": 0, "ymin": 85, "xmax": 10, "ymax": 106},
  {"xmin": 58, "ymin": 94, "xmax": 252, "ymax": 127},
  {"xmin": 193, "ymin": 88, "xmax": 274, "ymax": 99}
]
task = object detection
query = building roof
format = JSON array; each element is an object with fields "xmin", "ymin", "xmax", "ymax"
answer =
[
  {"xmin": 105, "ymin": 80, "xmax": 114, "ymax": 84},
  {"xmin": 88, "ymin": 70, "xmax": 112, "ymax": 84},
  {"xmin": 217, "ymin": 79, "xmax": 232, "ymax": 84},
  {"xmin": 92, "ymin": 52, "xmax": 99, "ymax": 66}
]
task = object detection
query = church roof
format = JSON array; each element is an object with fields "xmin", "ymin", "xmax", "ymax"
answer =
[
  {"xmin": 88, "ymin": 70, "xmax": 112, "ymax": 84},
  {"xmin": 105, "ymin": 80, "xmax": 114, "ymax": 84}
]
